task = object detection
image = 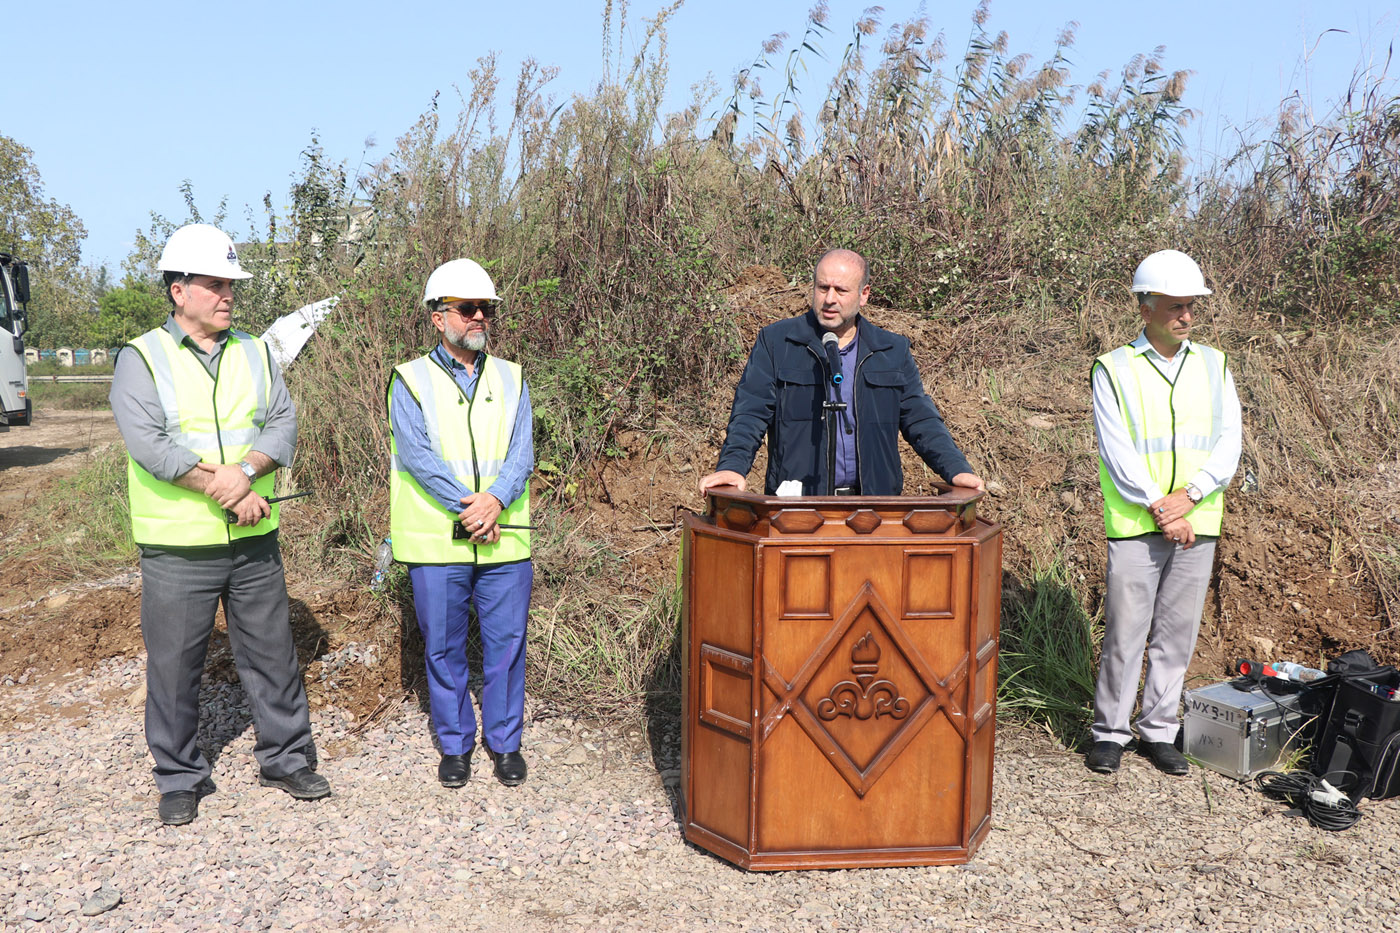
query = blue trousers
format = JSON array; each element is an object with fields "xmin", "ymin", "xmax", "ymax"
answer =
[{"xmin": 408, "ymin": 560, "xmax": 532, "ymax": 755}]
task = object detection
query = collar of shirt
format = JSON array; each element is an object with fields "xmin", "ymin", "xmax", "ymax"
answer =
[
  {"xmin": 430, "ymin": 344, "xmax": 487, "ymax": 391},
  {"xmin": 1130, "ymin": 329, "xmax": 1192, "ymax": 363},
  {"xmin": 163, "ymin": 313, "xmax": 228, "ymax": 354},
  {"xmin": 1130, "ymin": 329, "xmax": 1194, "ymax": 382}
]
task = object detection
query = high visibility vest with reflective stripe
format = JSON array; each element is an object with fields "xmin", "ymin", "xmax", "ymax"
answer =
[
  {"xmin": 125, "ymin": 328, "xmax": 279, "ymax": 547},
  {"xmin": 388, "ymin": 353, "xmax": 530, "ymax": 565},
  {"xmin": 1095, "ymin": 343, "xmax": 1228, "ymax": 538}
]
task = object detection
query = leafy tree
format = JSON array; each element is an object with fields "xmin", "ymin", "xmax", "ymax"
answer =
[
  {"xmin": 95, "ymin": 279, "xmax": 168, "ymax": 347},
  {"xmin": 0, "ymin": 134, "xmax": 92, "ymax": 348}
]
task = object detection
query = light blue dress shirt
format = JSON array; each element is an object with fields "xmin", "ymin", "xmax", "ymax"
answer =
[{"xmin": 389, "ymin": 345, "xmax": 534, "ymax": 513}]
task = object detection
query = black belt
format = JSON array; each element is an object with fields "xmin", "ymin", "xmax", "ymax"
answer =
[{"xmin": 834, "ymin": 486, "xmax": 859, "ymax": 496}]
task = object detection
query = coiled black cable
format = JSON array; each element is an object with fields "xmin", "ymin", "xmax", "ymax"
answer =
[{"xmin": 1254, "ymin": 770, "xmax": 1362, "ymax": 831}]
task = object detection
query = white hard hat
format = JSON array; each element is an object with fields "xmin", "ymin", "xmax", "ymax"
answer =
[
  {"xmin": 422, "ymin": 258, "xmax": 500, "ymax": 306},
  {"xmin": 157, "ymin": 224, "xmax": 253, "ymax": 280},
  {"xmin": 1130, "ymin": 249, "xmax": 1211, "ymax": 297}
]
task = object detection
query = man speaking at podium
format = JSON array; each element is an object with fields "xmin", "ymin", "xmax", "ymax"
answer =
[{"xmin": 699, "ymin": 249, "xmax": 984, "ymax": 498}]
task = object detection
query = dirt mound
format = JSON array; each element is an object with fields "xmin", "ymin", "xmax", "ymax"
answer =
[{"xmin": 2, "ymin": 278, "xmax": 1396, "ymax": 721}]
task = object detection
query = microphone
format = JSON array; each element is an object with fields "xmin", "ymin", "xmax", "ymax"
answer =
[{"xmin": 821, "ymin": 331, "xmax": 843, "ymax": 385}]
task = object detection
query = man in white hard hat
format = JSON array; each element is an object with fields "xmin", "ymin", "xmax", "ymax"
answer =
[
  {"xmin": 110, "ymin": 223, "xmax": 329, "ymax": 825},
  {"xmin": 1086, "ymin": 249, "xmax": 1241, "ymax": 776},
  {"xmin": 387, "ymin": 258, "xmax": 534, "ymax": 789}
]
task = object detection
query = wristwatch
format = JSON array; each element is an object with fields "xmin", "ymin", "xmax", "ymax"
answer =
[
  {"xmin": 1185, "ymin": 483, "xmax": 1203, "ymax": 504},
  {"xmin": 238, "ymin": 460, "xmax": 258, "ymax": 482}
]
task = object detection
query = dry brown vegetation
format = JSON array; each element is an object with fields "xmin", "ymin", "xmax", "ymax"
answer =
[{"xmin": 6, "ymin": 3, "xmax": 1398, "ymax": 736}]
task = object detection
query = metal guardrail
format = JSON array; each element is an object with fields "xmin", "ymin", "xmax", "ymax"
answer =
[{"xmin": 28, "ymin": 374, "xmax": 114, "ymax": 384}]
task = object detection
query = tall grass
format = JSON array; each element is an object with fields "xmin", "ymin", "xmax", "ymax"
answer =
[
  {"xmin": 88, "ymin": 3, "xmax": 1400, "ymax": 713},
  {"xmin": 997, "ymin": 557, "xmax": 1103, "ymax": 745}
]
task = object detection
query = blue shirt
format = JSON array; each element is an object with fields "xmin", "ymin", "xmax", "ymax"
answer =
[
  {"xmin": 831, "ymin": 333, "xmax": 859, "ymax": 488},
  {"xmin": 389, "ymin": 345, "xmax": 534, "ymax": 513}
]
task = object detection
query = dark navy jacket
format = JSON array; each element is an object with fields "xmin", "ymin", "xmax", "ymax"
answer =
[{"xmin": 716, "ymin": 311, "xmax": 973, "ymax": 495}]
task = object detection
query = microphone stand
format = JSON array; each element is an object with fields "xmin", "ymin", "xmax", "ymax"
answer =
[
  {"xmin": 820, "ymin": 335, "xmax": 846, "ymax": 497},
  {"xmin": 822, "ymin": 397, "xmax": 845, "ymax": 496}
]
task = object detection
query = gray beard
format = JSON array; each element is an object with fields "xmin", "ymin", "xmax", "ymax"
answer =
[{"xmin": 446, "ymin": 329, "xmax": 488, "ymax": 352}]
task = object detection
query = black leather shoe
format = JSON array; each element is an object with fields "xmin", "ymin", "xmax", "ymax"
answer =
[
  {"xmin": 158, "ymin": 791, "xmax": 198, "ymax": 825},
  {"xmin": 485, "ymin": 745, "xmax": 527, "ymax": 786},
  {"xmin": 1086, "ymin": 741, "xmax": 1124, "ymax": 774},
  {"xmin": 1140, "ymin": 741, "xmax": 1190, "ymax": 776},
  {"xmin": 158, "ymin": 778, "xmax": 215, "ymax": 825},
  {"xmin": 439, "ymin": 751, "xmax": 472, "ymax": 788},
  {"xmin": 258, "ymin": 767, "xmax": 331, "ymax": 799}
]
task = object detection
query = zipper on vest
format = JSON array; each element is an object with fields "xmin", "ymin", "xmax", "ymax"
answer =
[
  {"xmin": 430, "ymin": 350, "xmax": 486, "ymax": 563},
  {"xmin": 206, "ymin": 339, "xmax": 233, "ymax": 544},
  {"xmin": 1165, "ymin": 345, "xmax": 1191, "ymax": 494}
]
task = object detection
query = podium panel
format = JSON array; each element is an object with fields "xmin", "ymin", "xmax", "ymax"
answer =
[{"xmin": 681, "ymin": 488, "xmax": 1002, "ymax": 870}]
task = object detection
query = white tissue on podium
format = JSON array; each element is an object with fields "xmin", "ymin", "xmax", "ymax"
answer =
[{"xmin": 775, "ymin": 480, "xmax": 804, "ymax": 497}]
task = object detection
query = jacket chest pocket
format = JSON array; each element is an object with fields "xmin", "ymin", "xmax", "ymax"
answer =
[
  {"xmin": 861, "ymin": 369, "xmax": 903, "ymax": 423},
  {"xmin": 776, "ymin": 367, "xmax": 822, "ymax": 423}
]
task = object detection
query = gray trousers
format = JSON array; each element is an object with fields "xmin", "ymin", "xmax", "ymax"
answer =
[
  {"xmin": 1091, "ymin": 534, "xmax": 1217, "ymax": 746},
  {"xmin": 139, "ymin": 532, "xmax": 312, "ymax": 793}
]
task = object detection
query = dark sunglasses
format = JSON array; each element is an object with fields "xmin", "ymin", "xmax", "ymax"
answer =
[{"xmin": 439, "ymin": 302, "xmax": 497, "ymax": 319}]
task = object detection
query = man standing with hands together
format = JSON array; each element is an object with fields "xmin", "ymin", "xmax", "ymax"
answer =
[
  {"xmin": 111, "ymin": 224, "xmax": 328, "ymax": 825},
  {"xmin": 388, "ymin": 258, "xmax": 534, "ymax": 790},
  {"xmin": 1087, "ymin": 249, "xmax": 1241, "ymax": 776}
]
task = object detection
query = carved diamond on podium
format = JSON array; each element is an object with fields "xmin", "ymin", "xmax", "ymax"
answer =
[
  {"xmin": 760, "ymin": 582, "xmax": 969, "ymax": 798},
  {"xmin": 903, "ymin": 509, "xmax": 957, "ymax": 534},
  {"xmin": 720, "ymin": 504, "xmax": 757, "ymax": 531},
  {"xmin": 845, "ymin": 509, "xmax": 882, "ymax": 534},
  {"xmin": 772, "ymin": 509, "xmax": 824, "ymax": 534}
]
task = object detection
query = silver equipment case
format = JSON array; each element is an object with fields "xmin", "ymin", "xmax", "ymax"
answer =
[{"xmin": 1182, "ymin": 681, "xmax": 1308, "ymax": 780}]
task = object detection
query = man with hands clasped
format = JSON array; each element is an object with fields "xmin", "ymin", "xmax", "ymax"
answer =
[
  {"xmin": 1086, "ymin": 250, "xmax": 1241, "ymax": 776},
  {"xmin": 387, "ymin": 258, "xmax": 534, "ymax": 790},
  {"xmin": 110, "ymin": 224, "xmax": 329, "ymax": 825}
]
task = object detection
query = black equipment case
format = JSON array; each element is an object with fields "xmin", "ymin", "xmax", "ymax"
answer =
[{"xmin": 1311, "ymin": 666, "xmax": 1400, "ymax": 800}]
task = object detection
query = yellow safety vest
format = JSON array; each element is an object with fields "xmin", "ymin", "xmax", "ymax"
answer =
[
  {"xmin": 125, "ymin": 327, "xmax": 280, "ymax": 547},
  {"xmin": 1095, "ymin": 342, "xmax": 1228, "ymax": 538},
  {"xmin": 388, "ymin": 351, "xmax": 531, "ymax": 565}
]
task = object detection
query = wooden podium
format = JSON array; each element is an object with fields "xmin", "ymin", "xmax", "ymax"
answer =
[{"xmin": 680, "ymin": 487, "xmax": 1002, "ymax": 870}]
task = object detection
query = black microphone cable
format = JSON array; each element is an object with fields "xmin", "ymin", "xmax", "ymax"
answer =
[{"xmin": 1253, "ymin": 770, "xmax": 1362, "ymax": 831}]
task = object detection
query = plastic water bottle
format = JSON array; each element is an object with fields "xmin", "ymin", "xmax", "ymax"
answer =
[
  {"xmin": 1270, "ymin": 661, "xmax": 1326, "ymax": 682},
  {"xmin": 369, "ymin": 537, "xmax": 393, "ymax": 591}
]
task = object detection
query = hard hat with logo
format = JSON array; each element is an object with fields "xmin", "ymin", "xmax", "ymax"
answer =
[
  {"xmin": 422, "ymin": 258, "xmax": 500, "ymax": 306},
  {"xmin": 1130, "ymin": 249, "xmax": 1211, "ymax": 297},
  {"xmin": 157, "ymin": 224, "xmax": 253, "ymax": 280}
]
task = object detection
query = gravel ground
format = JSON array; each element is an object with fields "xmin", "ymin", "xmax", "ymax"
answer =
[{"xmin": 2, "ymin": 654, "xmax": 1398, "ymax": 932}]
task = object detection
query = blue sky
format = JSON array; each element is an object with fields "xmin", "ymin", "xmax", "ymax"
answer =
[{"xmin": 10, "ymin": 1, "xmax": 1395, "ymax": 271}]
